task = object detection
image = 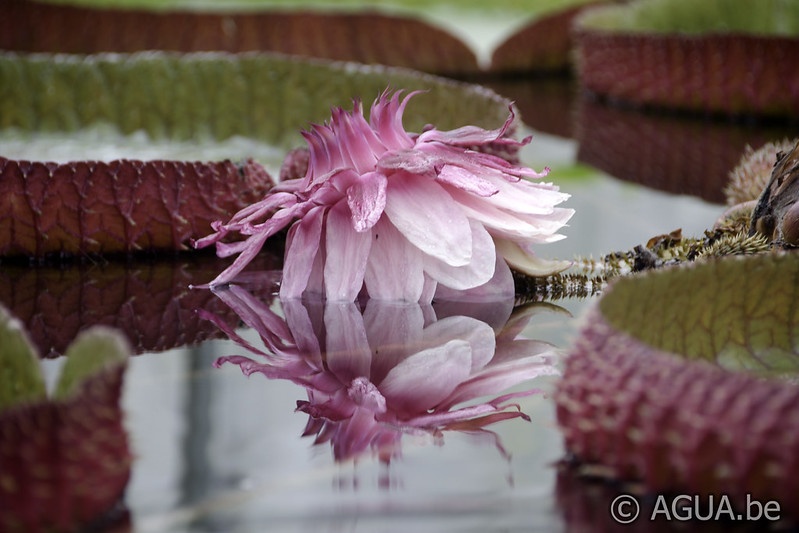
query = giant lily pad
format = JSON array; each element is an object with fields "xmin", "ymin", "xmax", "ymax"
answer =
[
  {"xmin": 0, "ymin": 0, "xmax": 600, "ymax": 75},
  {"xmin": 0, "ymin": 304, "xmax": 132, "ymax": 532},
  {"xmin": 0, "ymin": 51, "xmax": 514, "ymax": 257},
  {"xmin": 573, "ymin": 0, "xmax": 799, "ymax": 117},
  {"xmin": 555, "ymin": 253, "xmax": 799, "ymax": 519}
]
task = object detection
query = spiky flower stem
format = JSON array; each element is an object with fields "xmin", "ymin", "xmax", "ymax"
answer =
[{"xmin": 513, "ymin": 220, "xmax": 773, "ymax": 303}]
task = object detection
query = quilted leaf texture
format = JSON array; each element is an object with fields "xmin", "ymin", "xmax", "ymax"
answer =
[
  {"xmin": 556, "ymin": 254, "xmax": 799, "ymax": 520},
  {"xmin": 0, "ymin": 156, "xmax": 272, "ymax": 257}
]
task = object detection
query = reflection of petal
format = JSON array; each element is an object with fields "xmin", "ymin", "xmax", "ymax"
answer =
[
  {"xmin": 498, "ymin": 302, "xmax": 572, "ymax": 342},
  {"xmin": 281, "ymin": 299, "xmax": 323, "ymax": 361},
  {"xmin": 207, "ymin": 288, "xmax": 566, "ymax": 467},
  {"xmin": 407, "ymin": 390, "xmax": 533, "ymax": 428},
  {"xmin": 362, "ymin": 300, "xmax": 425, "ymax": 384},
  {"xmin": 432, "ymin": 287, "xmax": 515, "ymax": 329},
  {"xmin": 440, "ymin": 354, "xmax": 559, "ymax": 411},
  {"xmin": 379, "ymin": 340, "xmax": 472, "ymax": 414},
  {"xmin": 420, "ymin": 315, "xmax": 495, "ymax": 372},
  {"xmin": 208, "ymin": 285, "xmax": 290, "ymax": 355},
  {"xmin": 324, "ymin": 302, "xmax": 372, "ymax": 381},
  {"xmin": 348, "ymin": 377, "xmax": 387, "ymax": 414}
]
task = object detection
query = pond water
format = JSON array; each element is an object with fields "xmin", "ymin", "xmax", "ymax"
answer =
[{"xmin": 12, "ymin": 75, "xmax": 792, "ymax": 532}]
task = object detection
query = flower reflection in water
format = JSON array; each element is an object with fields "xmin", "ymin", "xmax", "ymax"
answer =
[{"xmin": 203, "ymin": 286, "xmax": 560, "ymax": 469}]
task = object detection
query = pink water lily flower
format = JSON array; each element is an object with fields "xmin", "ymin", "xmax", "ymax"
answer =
[
  {"xmin": 202, "ymin": 286, "xmax": 560, "ymax": 463},
  {"xmin": 196, "ymin": 90, "xmax": 573, "ymax": 302}
]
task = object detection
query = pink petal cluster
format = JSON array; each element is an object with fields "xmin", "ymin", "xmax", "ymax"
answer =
[
  {"xmin": 197, "ymin": 90, "xmax": 573, "ymax": 302},
  {"xmin": 203, "ymin": 285, "xmax": 559, "ymax": 463}
]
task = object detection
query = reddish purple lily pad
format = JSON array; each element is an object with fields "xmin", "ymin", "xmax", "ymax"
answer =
[
  {"xmin": 0, "ymin": 156, "xmax": 272, "ymax": 257},
  {"xmin": 490, "ymin": 3, "xmax": 600, "ymax": 75},
  {"xmin": 555, "ymin": 254, "xmax": 799, "ymax": 520},
  {"xmin": 573, "ymin": 27, "xmax": 799, "ymax": 117},
  {"xmin": 0, "ymin": 323, "xmax": 131, "ymax": 533},
  {"xmin": 0, "ymin": 0, "xmax": 478, "ymax": 75}
]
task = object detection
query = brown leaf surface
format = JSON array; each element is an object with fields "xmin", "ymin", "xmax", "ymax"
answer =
[
  {"xmin": 0, "ymin": 156, "xmax": 273, "ymax": 257},
  {"xmin": 0, "ymin": 0, "xmax": 478, "ymax": 75},
  {"xmin": 490, "ymin": 4, "xmax": 593, "ymax": 75},
  {"xmin": 573, "ymin": 28, "xmax": 799, "ymax": 117}
]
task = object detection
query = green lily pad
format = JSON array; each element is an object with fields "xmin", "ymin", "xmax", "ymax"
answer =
[
  {"xmin": 0, "ymin": 303, "xmax": 132, "ymax": 533},
  {"xmin": 0, "ymin": 306, "xmax": 46, "ymax": 410},
  {"xmin": 0, "ymin": 302, "xmax": 131, "ymax": 410},
  {"xmin": 599, "ymin": 253, "xmax": 799, "ymax": 377},
  {"xmin": 0, "ymin": 51, "xmax": 513, "ymax": 149},
  {"xmin": 55, "ymin": 326, "xmax": 130, "ymax": 399},
  {"xmin": 578, "ymin": 0, "xmax": 799, "ymax": 36},
  {"xmin": 556, "ymin": 253, "xmax": 799, "ymax": 520},
  {"xmin": 0, "ymin": 51, "xmax": 518, "ymax": 257}
]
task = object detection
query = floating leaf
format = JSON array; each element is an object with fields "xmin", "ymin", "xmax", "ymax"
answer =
[
  {"xmin": 0, "ymin": 306, "xmax": 46, "ymax": 410},
  {"xmin": 0, "ymin": 52, "xmax": 514, "ymax": 257},
  {"xmin": 490, "ymin": 3, "xmax": 595, "ymax": 74},
  {"xmin": 55, "ymin": 328, "xmax": 131, "ymax": 399},
  {"xmin": 0, "ymin": 0, "xmax": 478, "ymax": 75},
  {"xmin": 0, "ymin": 52, "xmax": 512, "ymax": 143},
  {"xmin": 0, "ymin": 0, "xmax": 601, "ymax": 75},
  {"xmin": 0, "ymin": 305, "xmax": 132, "ymax": 533},
  {"xmin": 600, "ymin": 255, "xmax": 799, "ymax": 376},
  {"xmin": 556, "ymin": 253, "xmax": 799, "ymax": 520},
  {"xmin": 0, "ymin": 156, "xmax": 272, "ymax": 256},
  {"xmin": 577, "ymin": 0, "xmax": 799, "ymax": 35},
  {"xmin": 574, "ymin": 0, "xmax": 799, "ymax": 117}
]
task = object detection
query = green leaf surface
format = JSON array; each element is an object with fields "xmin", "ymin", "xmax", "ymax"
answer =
[
  {"xmin": 55, "ymin": 327, "xmax": 130, "ymax": 400},
  {"xmin": 0, "ymin": 306, "xmax": 46, "ymax": 411},
  {"xmin": 578, "ymin": 0, "xmax": 799, "ymax": 36},
  {"xmin": 599, "ymin": 253, "xmax": 799, "ymax": 377},
  {"xmin": 0, "ymin": 51, "xmax": 513, "ymax": 151},
  {"xmin": 39, "ymin": 0, "xmax": 595, "ymax": 18}
]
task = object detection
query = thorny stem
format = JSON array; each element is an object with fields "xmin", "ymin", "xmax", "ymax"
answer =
[{"xmin": 513, "ymin": 224, "xmax": 773, "ymax": 305}]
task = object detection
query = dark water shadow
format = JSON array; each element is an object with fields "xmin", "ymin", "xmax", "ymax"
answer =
[{"xmin": 0, "ymin": 249, "xmax": 282, "ymax": 358}]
